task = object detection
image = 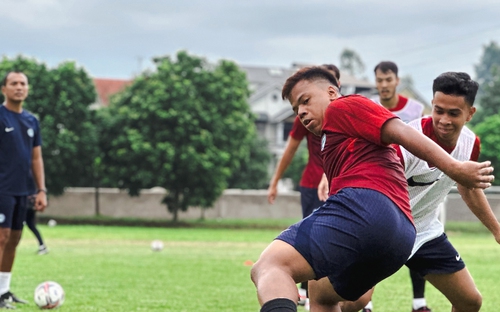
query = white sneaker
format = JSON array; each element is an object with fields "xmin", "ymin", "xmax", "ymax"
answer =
[{"xmin": 37, "ymin": 245, "xmax": 49, "ymax": 255}]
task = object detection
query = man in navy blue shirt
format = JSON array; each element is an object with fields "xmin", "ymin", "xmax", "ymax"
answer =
[{"xmin": 0, "ymin": 71, "xmax": 47, "ymax": 309}]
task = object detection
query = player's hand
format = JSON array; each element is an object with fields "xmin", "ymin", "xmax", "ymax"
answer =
[
  {"xmin": 34, "ymin": 192, "xmax": 48, "ymax": 212},
  {"xmin": 453, "ymin": 161, "xmax": 494, "ymax": 190},
  {"xmin": 317, "ymin": 174, "xmax": 329, "ymax": 202},
  {"xmin": 267, "ymin": 185, "xmax": 277, "ymax": 204},
  {"xmin": 495, "ymin": 233, "xmax": 500, "ymax": 245}
]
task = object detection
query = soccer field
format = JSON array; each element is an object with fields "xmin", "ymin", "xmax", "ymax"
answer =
[{"xmin": 13, "ymin": 222, "xmax": 500, "ymax": 311}]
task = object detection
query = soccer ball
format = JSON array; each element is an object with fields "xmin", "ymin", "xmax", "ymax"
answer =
[
  {"xmin": 34, "ymin": 281, "xmax": 65, "ymax": 309},
  {"xmin": 150, "ymin": 240, "xmax": 164, "ymax": 251},
  {"xmin": 47, "ymin": 219, "xmax": 57, "ymax": 227}
]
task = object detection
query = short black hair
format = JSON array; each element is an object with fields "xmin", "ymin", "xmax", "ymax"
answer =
[
  {"xmin": 432, "ymin": 72, "xmax": 479, "ymax": 106},
  {"xmin": 1, "ymin": 71, "xmax": 26, "ymax": 86},
  {"xmin": 282, "ymin": 66, "xmax": 339, "ymax": 101},
  {"xmin": 374, "ymin": 61, "xmax": 398, "ymax": 77},
  {"xmin": 321, "ymin": 64, "xmax": 341, "ymax": 81}
]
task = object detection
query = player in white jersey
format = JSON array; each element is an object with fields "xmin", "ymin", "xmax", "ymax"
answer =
[
  {"xmin": 334, "ymin": 72, "xmax": 500, "ymax": 312},
  {"xmin": 372, "ymin": 61, "xmax": 425, "ymax": 123},
  {"xmin": 365, "ymin": 61, "xmax": 427, "ymax": 312}
]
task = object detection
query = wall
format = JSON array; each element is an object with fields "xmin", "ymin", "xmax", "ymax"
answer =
[{"xmin": 43, "ymin": 187, "xmax": 500, "ymax": 222}]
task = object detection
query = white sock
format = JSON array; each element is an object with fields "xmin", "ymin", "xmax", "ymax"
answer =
[
  {"xmin": 0, "ymin": 272, "xmax": 11, "ymax": 295},
  {"xmin": 413, "ymin": 298, "xmax": 427, "ymax": 310},
  {"xmin": 364, "ymin": 301, "xmax": 373, "ymax": 309}
]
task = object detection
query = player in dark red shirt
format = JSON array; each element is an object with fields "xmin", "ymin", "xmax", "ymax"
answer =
[{"xmin": 250, "ymin": 67, "xmax": 494, "ymax": 312}]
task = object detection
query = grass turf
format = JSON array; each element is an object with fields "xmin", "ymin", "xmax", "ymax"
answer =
[{"xmin": 11, "ymin": 221, "xmax": 500, "ymax": 311}]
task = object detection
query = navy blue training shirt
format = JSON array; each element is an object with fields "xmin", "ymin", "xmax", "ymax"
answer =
[{"xmin": 0, "ymin": 105, "xmax": 42, "ymax": 195}]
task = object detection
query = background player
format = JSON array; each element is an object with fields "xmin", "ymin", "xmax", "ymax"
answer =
[{"xmin": 0, "ymin": 71, "xmax": 47, "ymax": 308}]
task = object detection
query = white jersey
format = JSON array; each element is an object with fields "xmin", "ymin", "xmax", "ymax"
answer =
[
  {"xmin": 372, "ymin": 95, "xmax": 424, "ymax": 123},
  {"xmin": 399, "ymin": 118, "xmax": 477, "ymax": 257}
]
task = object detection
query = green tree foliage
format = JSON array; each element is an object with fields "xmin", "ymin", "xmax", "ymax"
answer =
[
  {"xmin": 0, "ymin": 55, "xmax": 97, "ymax": 195},
  {"xmin": 472, "ymin": 64, "xmax": 500, "ymax": 126},
  {"xmin": 339, "ymin": 48, "xmax": 365, "ymax": 77},
  {"xmin": 100, "ymin": 51, "xmax": 256, "ymax": 221},
  {"xmin": 475, "ymin": 41, "xmax": 500, "ymax": 94},
  {"xmin": 227, "ymin": 137, "xmax": 271, "ymax": 190},
  {"xmin": 474, "ymin": 114, "xmax": 500, "ymax": 185}
]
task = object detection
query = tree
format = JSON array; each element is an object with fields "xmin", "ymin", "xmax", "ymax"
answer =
[
  {"xmin": 474, "ymin": 114, "xmax": 500, "ymax": 185},
  {"xmin": 227, "ymin": 137, "xmax": 271, "ymax": 190},
  {"xmin": 475, "ymin": 41, "xmax": 500, "ymax": 94},
  {"xmin": 472, "ymin": 63, "xmax": 500, "ymax": 127},
  {"xmin": 339, "ymin": 48, "xmax": 365, "ymax": 77},
  {"xmin": 0, "ymin": 56, "xmax": 97, "ymax": 195},
  {"xmin": 100, "ymin": 51, "xmax": 256, "ymax": 221}
]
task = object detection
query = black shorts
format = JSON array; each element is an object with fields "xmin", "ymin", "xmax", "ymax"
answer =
[
  {"xmin": 276, "ymin": 188, "xmax": 416, "ymax": 301},
  {"xmin": 299, "ymin": 186, "xmax": 324, "ymax": 218},
  {"xmin": 406, "ymin": 233, "xmax": 465, "ymax": 276},
  {"xmin": 0, "ymin": 195, "xmax": 28, "ymax": 230}
]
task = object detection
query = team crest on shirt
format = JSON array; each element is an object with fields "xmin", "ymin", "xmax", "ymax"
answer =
[
  {"xmin": 321, "ymin": 133, "xmax": 326, "ymax": 151},
  {"xmin": 27, "ymin": 128, "xmax": 34, "ymax": 137}
]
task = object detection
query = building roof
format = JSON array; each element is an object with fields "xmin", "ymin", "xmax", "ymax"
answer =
[{"xmin": 93, "ymin": 78, "xmax": 132, "ymax": 106}]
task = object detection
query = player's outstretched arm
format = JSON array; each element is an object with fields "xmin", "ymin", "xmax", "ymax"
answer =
[
  {"xmin": 381, "ymin": 118, "xmax": 494, "ymax": 189},
  {"xmin": 457, "ymin": 185, "xmax": 500, "ymax": 244},
  {"xmin": 267, "ymin": 136, "xmax": 302, "ymax": 204}
]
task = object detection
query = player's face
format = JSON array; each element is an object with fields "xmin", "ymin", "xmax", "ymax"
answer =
[
  {"xmin": 375, "ymin": 69, "xmax": 399, "ymax": 101},
  {"xmin": 1, "ymin": 72, "xmax": 29, "ymax": 103},
  {"xmin": 431, "ymin": 91, "xmax": 475, "ymax": 146},
  {"xmin": 289, "ymin": 79, "xmax": 338, "ymax": 136}
]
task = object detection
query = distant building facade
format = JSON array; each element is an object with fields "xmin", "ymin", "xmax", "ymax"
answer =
[{"xmin": 92, "ymin": 64, "xmax": 428, "ymax": 177}]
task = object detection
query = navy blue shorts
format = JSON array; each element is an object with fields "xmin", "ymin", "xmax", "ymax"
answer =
[
  {"xmin": 299, "ymin": 186, "xmax": 324, "ymax": 218},
  {"xmin": 0, "ymin": 195, "xmax": 28, "ymax": 230},
  {"xmin": 406, "ymin": 233, "xmax": 465, "ymax": 276},
  {"xmin": 276, "ymin": 188, "xmax": 415, "ymax": 301}
]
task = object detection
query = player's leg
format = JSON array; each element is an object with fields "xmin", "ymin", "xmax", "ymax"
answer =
[
  {"xmin": 25, "ymin": 205, "xmax": 47, "ymax": 254},
  {"xmin": 406, "ymin": 233, "xmax": 480, "ymax": 312},
  {"xmin": 409, "ymin": 268, "xmax": 430, "ymax": 311},
  {"xmin": 340, "ymin": 288, "xmax": 374, "ymax": 312},
  {"xmin": 298, "ymin": 186, "xmax": 325, "ymax": 308},
  {"xmin": 0, "ymin": 196, "xmax": 29, "ymax": 305},
  {"xmin": 425, "ymin": 268, "xmax": 481, "ymax": 312},
  {"xmin": 0, "ymin": 195, "xmax": 20, "ymax": 308},
  {"xmin": 308, "ymin": 278, "xmax": 345, "ymax": 312},
  {"xmin": 251, "ymin": 239, "xmax": 315, "ymax": 310}
]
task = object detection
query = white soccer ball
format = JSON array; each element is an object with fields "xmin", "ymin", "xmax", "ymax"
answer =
[
  {"xmin": 34, "ymin": 281, "xmax": 65, "ymax": 309},
  {"xmin": 47, "ymin": 219, "xmax": 57, "ymax": 227},
  {"xmin": 150, "ymin": 240, "xmax": 164, "ymax": 251}
]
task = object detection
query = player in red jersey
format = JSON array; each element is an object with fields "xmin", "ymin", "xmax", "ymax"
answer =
[
  {"xmin": 250, "ymin": 67, "xmax": 494, "ymax": 312},
  {"xmin": 267, "ymin": 64, "xmax": 340, "ymax": 309}
]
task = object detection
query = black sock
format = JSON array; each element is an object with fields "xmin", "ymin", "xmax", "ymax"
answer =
[{"xmin": 260, "ymin": 298, "xmax": 297, "ymax": 312}]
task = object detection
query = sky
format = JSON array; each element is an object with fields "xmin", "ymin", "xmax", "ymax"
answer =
[{"xmin": 2, "ymin": 0, "xmax": 500, "ymax": 103}]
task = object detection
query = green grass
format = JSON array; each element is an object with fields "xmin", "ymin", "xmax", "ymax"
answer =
[{"xmin": 12, "ymin": 221, "xmax": 500, "ymax": 311}]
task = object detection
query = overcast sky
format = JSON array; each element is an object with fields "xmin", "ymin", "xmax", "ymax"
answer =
[{"xmin": 2, "ymin": 0, "xmax": 500, "ymax": 102}]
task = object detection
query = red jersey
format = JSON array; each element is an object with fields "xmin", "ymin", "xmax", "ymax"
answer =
[
  {"xmin": 321, "ymin": 95, "xmax": 412, "ymax": 221},
  {"xmin": 289, "ymin": 116, "xmax": 324, "ymax": 188},
  {"xmin": 395, "ymin": 117, "xmax": 480, "ymax": 166}
]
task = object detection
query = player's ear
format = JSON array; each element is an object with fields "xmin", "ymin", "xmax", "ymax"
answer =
[
  {"xmin": 466, "ymin": 106, "xmax": 476, "ymax": 122},
  {"xmin": 328, "ymin": 85, "xmax": 338, "ymax": 100}
]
